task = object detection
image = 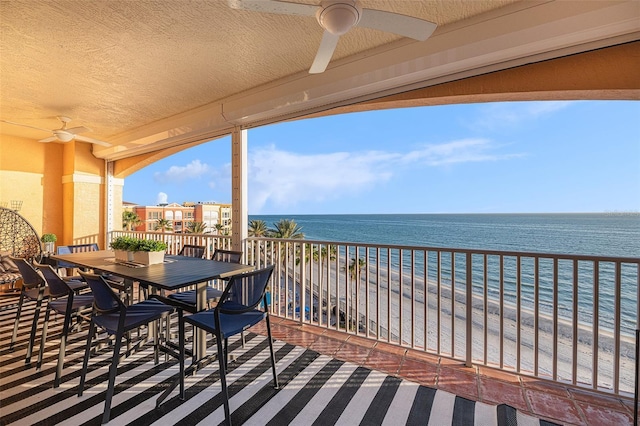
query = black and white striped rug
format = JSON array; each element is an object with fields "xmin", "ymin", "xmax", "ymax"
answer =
[{"xmin": 0, "ymin": 296, "xmax": 558, "ymax": 425}]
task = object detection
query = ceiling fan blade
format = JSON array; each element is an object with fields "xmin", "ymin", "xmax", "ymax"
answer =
[
  {"xmin": 74, "ymin": 135, "xmax": 112, "ymax": 147},
  {"xmin": 38, "ymin": 136, "xmax": 57, "ymax": 143},
  {"xmin": 65, "ymin": 126, "xmax": 91, "ymax": 135},
  {"xmin": 309, "ymin": 31, "xmax": 340, "ymax": 74},
  {"xmin": 228, "ymin": 0, "xmax": 316, "ymax": 16},
  {"xmin": 357, "ymin": 9, "xmax": 437, "ymax": 41},
  {"xmin": 0, "ymin": 119, "xmax": 52, "ymax": 133}
]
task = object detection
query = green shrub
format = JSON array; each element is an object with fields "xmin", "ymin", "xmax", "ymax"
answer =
[
  {"xmin": 41, "ymin": 233, "xmax": 57, "ymax": 243},
  {"xmin": 132, "ymin": 239, "xmax": 167, "ymax": 252},
  {"xmin": 109, "ymin": 236, "xmax": 138, "ymax": 251}
]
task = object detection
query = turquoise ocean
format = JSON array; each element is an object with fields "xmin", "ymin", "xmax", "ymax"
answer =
[
  {"xmin": 250, "ymin": 213, "xmax": 640, "ymax": 335},
  {"xmin": 250, "ymin": 213, "xmax": 640, "ymax": 258}
]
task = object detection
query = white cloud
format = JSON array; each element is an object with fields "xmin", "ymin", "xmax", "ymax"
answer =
[
  {"xmin": 247, "ymin": 140, "xmax": 523, "ymax": 212},
  {"xmin": 402, "ymin": 138, "xmax": 525, "ymax": 166},
  {"xmin": 156, "ymin": 192, "xmax": 168, "ymax": 205},
  {"xmin": 472, "ymin": 101, "xmax": 574, "ymax": 130},
  {"xmin": 154, "ymin": 159, "xmax": 211, "ymax": 183},
  {"xmin": 248, "ymin": 145, "xmax": 396, "ymax": 213}
]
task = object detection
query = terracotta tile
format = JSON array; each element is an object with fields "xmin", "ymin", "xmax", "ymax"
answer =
[
  {"xmin": 345, "ymin": 334, "xmax": 377, "ymax": 348},
  {"xmin": 281, "ymin": 331, "xmax": 318, "ymax": 348},
  {"xmin": 525, "ymin": 389, "xmax": 583, "ymax": 425},
  {"xmin": 521, "ymin": 376, "xmax": 571, "ymax": 398},
  {"xmin": 477, "ymin": 365, "xmax": 522, "ymax": 386},
  {"xmin": 321, "ymin": 328, "xmax": 352, "ymax": 342},
  {"xmin": 309, "ymin": 334, "xmax": 344, "ymax": 356},
  {"xmin": 398, "ymin": 357, "xmax": 438, "ymax": 387},
  {"xmin": 334, "ymin": 342, "xmax": 372, "ymax": 365},
  {"xmin": 404, "ymin": 348, "xmax": 440, "ymax": 364},
  {"xmin": 437, "ymin": 365, "xmax": 479, "ymax": 400},
  {"xmin": 569, "ymin": 388, "xmax": 628, "ymax": 410},
  {"xmin": 479, "ymin": 376, "xmax": 530, "ymax": 413},
  {"xmin": 364, "ymin": 349, "xmax": 403, "ymax": 376},
  {"xmin": 619, "ymin": 398, "xmax": 636, "ymax": 415},
  {"xmin": 576, "ymin": 401, "xmax": 634, "ymax": 426},
  {"xmin": 439, "ymin": 355, "xmax": 468, "ymax": 367},
  {"xmin": 373, "ymin": 341, "xmax": 407, "ymax": 356},
  {"xmin": 298, "ymin": 324, "xmax": 329, "ymax": 336}
]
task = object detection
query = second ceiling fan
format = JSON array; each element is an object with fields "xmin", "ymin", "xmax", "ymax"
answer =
[{"xmin": 228, "ymin": 0, "xmax": 437, "ymax": 73}]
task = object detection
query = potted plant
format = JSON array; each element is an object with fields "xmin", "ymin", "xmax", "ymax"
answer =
[
  {"xmin": 109, "ymin": 236, "xmax": 137, "ymax": 261},
  {"xmin": 131, "ymin": 239, "xmax": 167, "ymax": 265},
  {"xmin": 41, "ymin": 233, "xmax": 57, "ymax": 254}
]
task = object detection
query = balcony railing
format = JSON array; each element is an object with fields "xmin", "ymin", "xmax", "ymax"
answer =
[
  {"xmin": 110, "ymin": 230, "xmax": 233, "ymax": 257},
  {"xmin": 108, "ymin": 231, "xmax": 640, "ymax": 397}
]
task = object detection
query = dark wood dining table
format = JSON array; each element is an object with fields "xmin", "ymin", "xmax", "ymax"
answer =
[{"xmin": 50, "ymin": 250, "xmax": 254, "ymax": 358}]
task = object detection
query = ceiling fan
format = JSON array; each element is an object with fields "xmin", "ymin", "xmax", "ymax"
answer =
[
  {"xmin": 228, "ymin": 0, "xmax": 437, "ymax": 73},
  {"xmin": 0, "ymin": 116, "xmax": 111, "ymax": 147}
]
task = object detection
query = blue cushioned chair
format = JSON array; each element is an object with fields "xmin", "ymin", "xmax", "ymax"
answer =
[
  {"xmin": 77, "ymin": 271, "xmax": 174, "ymax": 424},
  {"xmin": 178, "ymin": 265, "xmax": 277, "ymax": 426},
  {"xmin": 34, "ymin": 263, "xmax": 93, "ymax": 387},
  {"xmin": 10, "ymin": 257, "xmax": 87, "ymax": 365},
  {"xmin": 9, "ymin": 256, "xmax": 48, "ymax": 364},
  {"xmin": 168, "ymin": 249, "xmax": 243, "ymax": 308}
]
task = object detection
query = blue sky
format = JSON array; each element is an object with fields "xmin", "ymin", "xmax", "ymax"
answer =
[{"xmin": 123, "ymin": 100, "xmax": 640, "ymax": 215}]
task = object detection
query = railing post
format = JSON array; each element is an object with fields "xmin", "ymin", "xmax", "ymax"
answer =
[
  {"xmin": 466, "ymin": 252, "xmax": 473, "ymax": 368},
  {"xmin": 300, "ymin": 242, "xmax": 306, "ymax": 325}
]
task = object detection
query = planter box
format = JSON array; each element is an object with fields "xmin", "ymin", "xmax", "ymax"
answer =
[
  {"xmin": 114, "ymin": 250, "xmax": 134, "ymax": 262},
  {"xmin": 132, "ymin": 251, "xmax": 165, "ymax": 265}
]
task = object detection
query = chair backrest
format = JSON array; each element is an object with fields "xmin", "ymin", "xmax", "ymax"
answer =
[
  {"xmin": 211, "ymin": 249, "xmax": 242, "ymax": 264},
  {"xmin": 79, "ymin": 271, "xmax": 123, "ymax": 314},
  {"xmin": 57, "ymin": 244, "xmax": 100, "ymax": 268},
  {"xmin": 178, "ymin": 244, "xmax": 206, "ymax": 259},
  {"xmin": 10, "ymin": 256, "xmax": 44, "ymax": 289},
  {"xmin": 35, "ymin": 263, "xmax": 73, "ymax": 298},
  {"xmin": 218, "ymin": 265, "xmax": 274, "ymax": 314}
]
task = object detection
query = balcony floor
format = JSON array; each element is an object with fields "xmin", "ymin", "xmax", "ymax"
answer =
[
  {"xmin": 262, "ymin": 317, "xmax": 636, "ymax": 426},
  {"xmin": 0, "ymin": 294, "xmax": 635, "ymax": 425}
]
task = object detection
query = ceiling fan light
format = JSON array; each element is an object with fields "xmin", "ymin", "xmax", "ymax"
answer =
[
  {"xmin": 317, "ymin": 3, "xmax": 360, "ymax": 36},
  {"xmin": 54, "ymin": 130, "xmax": 74, "ymax": 142}
]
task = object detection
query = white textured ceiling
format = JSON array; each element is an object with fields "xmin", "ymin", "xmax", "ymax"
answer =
[{"xmin": 1, "ymin": 0, "xmax": 638, "ymax": 160}]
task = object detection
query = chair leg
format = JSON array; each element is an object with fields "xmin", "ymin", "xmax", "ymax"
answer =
[
  {"xmin": 10, "ymin": 292, "xmax": 26, "ymax": 350},
  {"xmin": 265, "ymin": 314, "xmax": 279, "ymax": 389},
  {"xmin": 178, "ymin": 310, "xmax": 185, "ymax": 400},
  {"xmin": 37, "ymin": 307, "xmax": 51, "ymax": 370},
  {"xmin": 54, "ymin": 310, "xmax": 73, "ymax": 388},
  {"xmin": 102, "ymin": 330, "xmax": 124, "ymax": 424},
  {"xmin": 26, "ymin": 297, "xmax": 44, "ymax": 365},
  {"xmin": 216, "ymin": 334, "xmax": 231, "ymax": 426},
  {"xmin": 78, "ymin": 320, "xmax": 97, "ymax": 397},
  {"xmin": 153, "ymin": 319, "xmax": 159, "ymax": 364}
]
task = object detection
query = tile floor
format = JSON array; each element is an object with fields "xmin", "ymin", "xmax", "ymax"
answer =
[{"xmin": 252, "ymin": 317, "xmax": 636, "ymax": 426}]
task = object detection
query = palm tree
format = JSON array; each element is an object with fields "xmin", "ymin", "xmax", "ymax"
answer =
[
  {"xmin": 248, "ymin": 219, "xmax": 269, "ymax": 237},
  {"xmin": 347, "ymin": 256, "xmax": 366, "ymax": 283},
  {"xmin": 268, "ymin": 219, "xmax": 304, "ymax": 271},
  {"xmin": 214, "ymin": 223, "xmax": 224, "ymax": 235},
  {"xmin": 122, "ymin": 211, "xmax": 141, "ymax": 231},
  {"xmin": 185, "ymin": 221, "xmax": 207, "ymax": 234},
  {"xmin": 155, "ymin": 218, "xmax": 173, "ymax": 233},
  {"xmin": 269, "ymin": 219, "xmax": 304, "ymax": 239}
]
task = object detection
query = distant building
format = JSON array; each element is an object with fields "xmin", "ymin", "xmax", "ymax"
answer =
[{"xmin": 127, "ymin": 201, "xmax": 231, "ymax": 235}]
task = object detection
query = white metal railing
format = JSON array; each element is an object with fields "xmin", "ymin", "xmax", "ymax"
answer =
[
  {"xmin": 109, "ymin": 230, "xmax": 233, "ymax": 258},
  {"xmin": 107, "ymin": 231, "xmax": 639, "ymax": 396},
  {"xmin": 244, "ymin": 237, "xmax": 640, "ymax": 397}
]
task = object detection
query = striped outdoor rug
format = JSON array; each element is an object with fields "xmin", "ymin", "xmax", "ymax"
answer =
[{"xmin": 0, "ymin": 295, "xmax": 558, "ymax": 425}]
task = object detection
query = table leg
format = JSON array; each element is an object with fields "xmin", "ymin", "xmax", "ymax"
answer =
[{"xmin": 195, "ymin": 282, "xmax": 207, "ymax": 359}]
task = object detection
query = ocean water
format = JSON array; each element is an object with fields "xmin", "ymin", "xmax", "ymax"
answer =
[
  {"xmin": 251, "ymin": 213, "xmax": 640, "ymax": 334},
  {"xmin": 250, "ymin": 213, "xmax": 640, "ymax": 257}
]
